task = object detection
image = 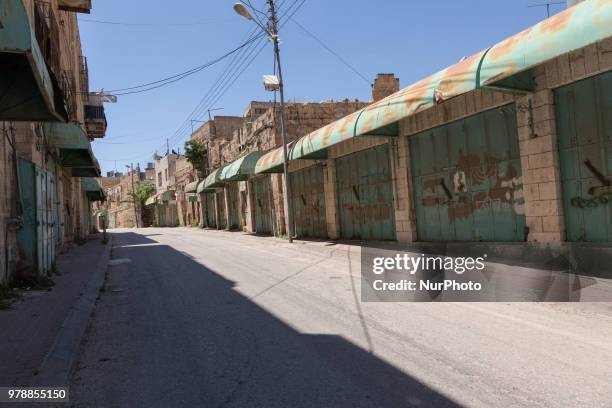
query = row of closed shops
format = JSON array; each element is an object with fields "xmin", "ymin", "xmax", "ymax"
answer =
[
  {"xmin": 196, "ymin": 2, "xmax": 611, "ymax": 244},
  {"xmin": 199, "ymin": 67, "xmax": 611, "ymax": 244}
]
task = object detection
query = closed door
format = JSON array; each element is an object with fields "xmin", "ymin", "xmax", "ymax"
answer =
[
  {"xmin": 410, "ymin": 104, "xmax": 525, "ymax": 241},
  {"xmin": 228, "ymin": 184, "xmax": 239, "ymax": 229},
  {"xmin": 217, "ymin": 192, "xmax": 227, "ymax": 229},
  {"xmin": 253, "ymin": 176, "xmax": 272, "ymax": 234},
  {"xmin": 556, "ymin": 71, "xmax": 612, "ymax": 242},
  {"xmin": 291, "ymin": 165, "xmax": 327, "ymax": 238},
  {"xmin": 336, "ymin": 144, "xmax": 395, "ymax": 240},
  {"xmin": 17, "ymin": 159, "xmax": 36, "ymax": 272},
  {"xmin": 205, "ymin": 193, "xmax": 216, "ymax": 227}
]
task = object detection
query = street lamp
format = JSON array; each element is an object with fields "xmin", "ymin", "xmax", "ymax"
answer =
[{"xmin": 233, "ymin": 0, "xmax": 295, "ymax": 243}]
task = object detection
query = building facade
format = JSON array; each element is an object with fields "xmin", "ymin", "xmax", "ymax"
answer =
[{"xmin": 0, "ymin": 0, "xmax": 105, "ymax": 283}]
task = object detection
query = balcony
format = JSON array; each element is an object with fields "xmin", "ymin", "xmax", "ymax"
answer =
[
  {"xmin": 57, "ymin": 0, "xmax": 92, "ymax": 14},
  {"xmin": 84, "ymin": 94, "xmax": 107, "ymax": 138}
]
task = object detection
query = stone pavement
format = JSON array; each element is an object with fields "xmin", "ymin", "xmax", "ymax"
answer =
[{"xmin": 0, "ymin": 234, "xmax": 111, "ymax": 387}]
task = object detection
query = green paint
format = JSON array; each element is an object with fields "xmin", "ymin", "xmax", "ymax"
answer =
[
  {"xmin": 227, "ymin": 183, "xmax": 240, "ymax": 229},
  {"xmin": 252, "ymin": 176, "xmax": 272, "ymax": 234},
  {"xmin": 336, "ymin": 145, "xmax": 395, "ymax": 240},
  {"xmin": 410, "ymin": 105, "xmax": 525, "ymax": 242},
  {"xmin": 221, "ymin": 151, "xmax": 266, "ymax": 181},
  {"xmin": 556, "ymin": 71, "xmax": 612, "ymax": 242},
  {"xmin": 205, "ymin": 193, "xmax": 216, "ymax": 228},
  {"xmin": 291, "ymin": 165, "xmax": 327, "ymax": 238}
]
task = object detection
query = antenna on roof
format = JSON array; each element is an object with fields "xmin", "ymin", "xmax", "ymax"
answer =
[{"xmin": 527, "ymin": 1, "xmax": 564, "ymax": 18}]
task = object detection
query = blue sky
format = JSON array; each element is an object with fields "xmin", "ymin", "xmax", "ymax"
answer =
[{"xmin": 81, "ymin": 0, "xmax": 568, "ymax": 174}]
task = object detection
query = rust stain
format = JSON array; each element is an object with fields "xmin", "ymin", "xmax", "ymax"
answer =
[
  {"xmin": 423, "ymin": 178, "xmax": 440, "ymax": 193},
  {"xmin": 488, "ymin": 28, "xmax": 531, "ymax": 61},
  {"xmin": 436, "ymin": 51, "xmax": 482, "ymax": 100},
  {"xmin": 539, "ymin": 5, "xmax": 575, "ymax": 35}
]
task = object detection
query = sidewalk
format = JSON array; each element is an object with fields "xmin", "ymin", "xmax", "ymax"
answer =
[{"xmin": 0, "ymin": 234, "xmax": 111, "ymax": 387}]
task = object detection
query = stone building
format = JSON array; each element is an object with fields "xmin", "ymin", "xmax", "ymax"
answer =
[
  {"xmin": 191, "ymin": 116, "xmax": 244, "ymax": 172},
  {"xmin": 101, "ymin": 168, "xmax": 145, "ymax": 229},
  {"xmin": 175, "ymin": 156, "xmax": 200, "ymax": 227},
  {"xmin": 151, "ymin": 153, "xmax": 180, "ymax": 227},
  {"xmin": 0, "ymin": 0, "xmax": 105, "ymax": 283}
]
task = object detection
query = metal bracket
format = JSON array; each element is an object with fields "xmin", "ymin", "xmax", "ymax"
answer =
[{"xmin": 517, "ymin": 100, "xmax": 536, "ymax": 138}]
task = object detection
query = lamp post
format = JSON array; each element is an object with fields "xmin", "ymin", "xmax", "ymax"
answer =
[{"xmin": 233, "ymin": 0, "xmax": 295, "ymax": 242}]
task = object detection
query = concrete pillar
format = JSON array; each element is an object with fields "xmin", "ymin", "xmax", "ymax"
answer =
[
  {"xmin": 516, "ymin": 91, "xmax": 565, "ymax": 242},
  {"xmin": 323, "ymin": 159, "xmax": 341, "ymax": 239},
  {"xmin": 392, "ymin": 135, "xmax": 417, "ymax": 242},
  {"xmin": 245, "ymin": 179, "xmax": 256, "ymax": 233}
]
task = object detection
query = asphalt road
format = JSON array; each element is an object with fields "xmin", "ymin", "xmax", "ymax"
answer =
[{"xmin": 70, "ymin": 228, "xmax": 612, "ymax": 407}]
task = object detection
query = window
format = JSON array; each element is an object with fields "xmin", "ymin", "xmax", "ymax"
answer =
[
  {"xmin": 165, "ymin": 169, "xmax": 168, "ymax": 181},
  {"xmin": 157, "ymin": 172, "xmax": 162, "ymax": 186}
]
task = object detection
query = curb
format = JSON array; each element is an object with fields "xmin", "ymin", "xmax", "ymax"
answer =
[{"xmin": 32, "ymin": 234, "xmax": 113, "ymax": 387}]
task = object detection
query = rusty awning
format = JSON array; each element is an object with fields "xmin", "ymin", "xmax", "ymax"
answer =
[
  {"xmin": 255, "ymin": 143, "xmax": 295, "ymax": 174},
  {"xmin": 185, "ymin": 180, "xmax": 200, "ymax": 193},
  {"xmin": 0, "ymin": 0, "xmax": 65, "ymax": 121},
  {"xmin": 478, "ymin": 0, "xmax": 612, "ymax": 92},
  {"xmin": 221, "ymin": 151, "xmax": 267, "ymax": 181},
  {"xmin": 203, "ymin": 167, "xmax": 227, "ymax": 189},
  {"xmin": 290, "ymin": 0, "xmax": 612, "ymax": 160}
]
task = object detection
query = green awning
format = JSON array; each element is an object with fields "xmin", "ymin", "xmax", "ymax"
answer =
[
  {"xmin": 255, "ymin": 143, "xmax": 293, "ymax": 174},
  {"xmin": 221, "ymin": 151, "xmax": 266, "ymax": 181},
  {"xmin": 196, "ymin": 180, "xmax": 215, "ymax": 194},
  {"xmin": 44, "ymin": 123, "xmax": 99, "ymax": 176},
  {"xmin": 161, "ymin": 190, "xmax": 174, "ymax": 203},
  {"xmin": 290, "ymin": 0, "xmax": 612, "ymax": 161},
  {"xmin": 0, "ymin": 0, "xmax": 64, "ymax": 121},
  {"xmin": 203, "ymin": 167, "xmax": 226, "ymax": 189},
  {"xmin": 185, "ymin": 180, "xmax": 200, "ymax": 193},
  {"xmin": 82, "ymin": 177, "xmax": 104, "ymax": 201},
  {"xmin": 478, "ymin": 0, "xmax": 612, "ymax": 92}
]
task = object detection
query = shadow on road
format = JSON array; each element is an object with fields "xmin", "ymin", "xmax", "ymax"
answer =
[{"xmin": 71, "ymin": 231, "xmax": 462, "ymax": 407}]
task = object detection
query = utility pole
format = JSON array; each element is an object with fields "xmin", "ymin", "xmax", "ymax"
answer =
[
  {"xmin": 129, "ymin": 163, "xmax": 139, "ymax": 228},
  {"xmin": 267, "ymin": 0, "xmax": 294, "ymax": 242}
]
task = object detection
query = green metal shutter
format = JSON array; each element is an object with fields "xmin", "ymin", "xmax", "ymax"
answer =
[
  {"xmin": 253, "ymin": 176, "xmax": 272, "ymax": 234},
  {"xmin": 227, "ymin": 183, "xmax": 239, "ymax": 229},
  {"xmin": 410, "ymin": 104, "xmax": 525, "ymax": 241},
  {"xmin": 17, "ymin": 159, "xmax": 37, "ymax": 272},
  {"xmin": 290, "ymin": 164, "xmax": 327, "ymax": 238},
  {"xmin": 217, "ymin": 191, "xmax": 227, "ymax": 229},
  {"xmin": 205, "ymin": 193, "xmax": 216, "ymax": 228},
  {"xmin": 336, "ymin": 144, "xmax": 395, "ymax": 240},
  {"xmin": 555, "ymin": 71, "xmax": 612, "ymax": 242}
]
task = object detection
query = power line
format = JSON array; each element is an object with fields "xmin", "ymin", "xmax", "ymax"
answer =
[
  {"xmin": 79, "ymin": 18, "xmax": 230, "ymax": 27},
  {"xmin": 155, "ymin": 0, "xmax": 305, "ymax": 156},
  {"xmin": 102, "ymin": 34, "xmax": 266, "ymax": 95},
  {"xmin": 290, "ymin": 17, "xmax": 370, "ymax": 85}
]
